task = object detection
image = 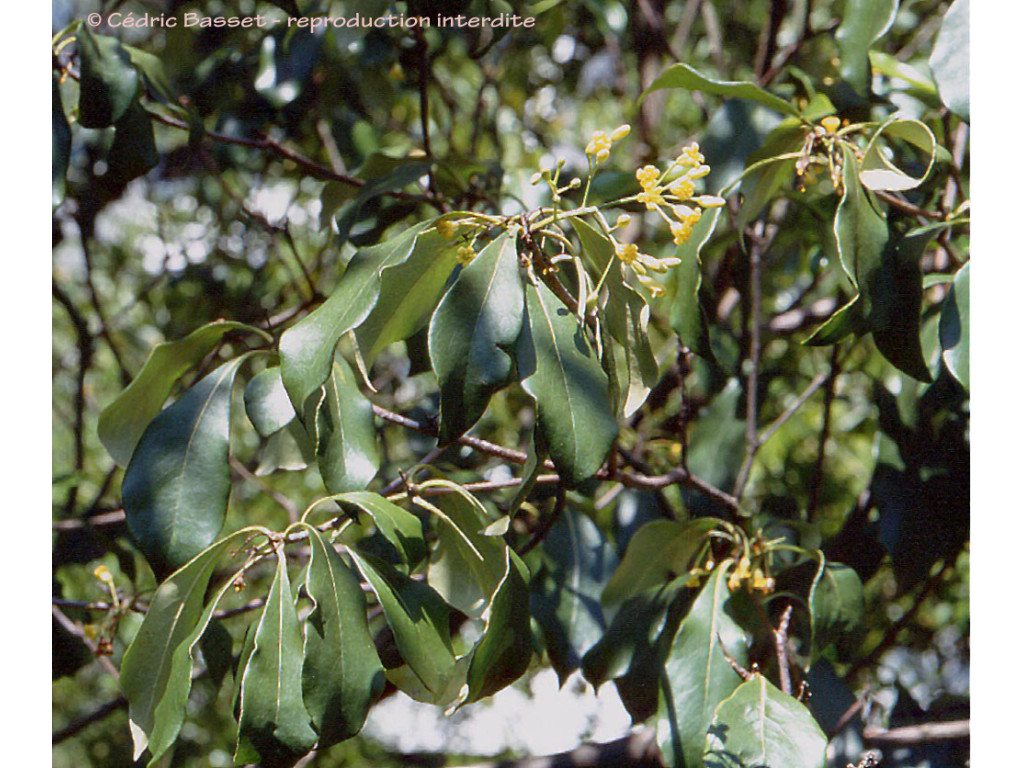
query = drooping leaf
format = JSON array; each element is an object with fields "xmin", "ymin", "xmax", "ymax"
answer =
[
  {"xmin": 122, "ymin": 356, "xmax": 250, "ymax": 576},
  {"xmin": 602, "ymin": 518, "xmax": 716, "ymax": 611},
  {"xmin": 300, "ymin": 526, "xmax": 385, "ymax": 748},
  {"xmin": 530, "ymin": 509, "xmax": 618, "ymax": 683},
  {"xmin": 53, "ymin": 73, "xmax": 71, "ymax": 210},
  {"xmin": 76, "ymin": 26, "xmax": 139, "ymax": 128},
  {"xmin": 809, "ymin": 555, "xmax": 864, "ymax": 658},
  {"xmin": 121, "ymin": 529, "xmax": 263, "ymax": 765},
  {"xmin": 429, "ymin": 229, "xmax": 524, "ymax": 443},
  {"xmin": 657, "ymin": 562, "xmax": 748, "ymax": 768},
  {"xmin": 349, "ymin": 549, "xmax": 456, "ymax": 698},
  {"xmin": 354, "ymin": 227, "xmax": 460, "ymax": 366},
  {"xmin": 835, "ymin": 0, "xmax": 899, "ymax": 98},
  {"xmin": 244, "ymin": 366, "xmax": 296, "ymax": 438},
  {"xmin": 330, "ymin": 153, "xmax": 431, "ymax": 243},
  {"xmin": 859, "ymin": 119, "xmax": 938, "ymax": 192},
  {"xmin": 669, "ymin": 209, "xmax": 719, "ymax": 364},
  {"xmin": 703, "ymin": 675, "xmax": 828, "ymax": 768},
  {"xmin": 279, "ymin": 222, "xmax": 429, "ymax": 411},
  {"xmin": 517, "ymin": 280, "xmax": 618, "ymax": 486},
  {"xmin": 929, "ymin": 0, "xmax": 970, "ymax": 120},
  {"xmin": 426, "ymin": 490, "xmax": 509, "ymax": 618},
  {"xmin": 235, "ymin": 554, "xmax": 318, "ymax": 767},
  {"xmin": 123, "ymin": 45, "xmax": 176, "ymax": 104},
  {"xmin": 310, "ymin": 353, "xmax": 379, "ymax": 493},
  {"xmin": 641, "ymin": 63, "xmax": 800, "ymax": 118},
  {"xmin": 833, "ymin": 145, "xmax": 889, "ymax": 304},
  {"xmin": 100, "ymin": 320, "xmax": 267, "ymax": 467},
  {"xmin": 463, "ymin": 550, "xmax": 533, "ymax": 703},
  {"xmin": 331, "ymin": 491, "xmax": 426, "ymax": 566},
  {"xmin": 106, "ymin": 99, "xmax": 158, "ymax": 184},
  {"xmin": 939, "ymin": 261, "xmax": 970, "ymax": 390},
  {"xmin": 255, "ymin": 422, "xmax": 314, "ymax": 476}
]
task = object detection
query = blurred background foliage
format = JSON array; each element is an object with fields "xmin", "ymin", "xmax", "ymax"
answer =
[{"xmin": 53, "ymin": 0, "xmax": 968, "ymax": 766}]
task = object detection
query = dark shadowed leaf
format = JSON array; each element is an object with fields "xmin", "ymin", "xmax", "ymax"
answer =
[
  {"xmin": 641, "ymin": 63, "xmax": 800, "ymax": 118},
  {"xmin": 235, "ymin": 554, "xmax": 318, "ymax": 767},
  {"xmin": 429, "ymin": 229, "xmax": 524, "ymax": 443},
  {"xmin": 300, "ymin": 526, "xmax": 385, "ymax": 748},
  {"xmin": 106, "ymin": 100, "xmax": 158, "ymax": 184},
  {"xmin": 517, "ymin": 280, "xmax": 618, "ymax": 485},
  {"xmin": 929, "ymin": 0, "xmax": 970, "ymax": 120},
  {"xmin": 657, "ymin": 562, "xmax": 748, "ymax": 768},
  {"xmin": 123, "ymin": 45, "xmax": 176, "ymax": 103},
  {"xmin": 703, "ymin": 675, "xmax": 827, "ymax": 768},
  {"xmin": 939, "ymin": 262, "xmax": 969, "ymax": 390},
  {"xmin": 122, "ymin": 356, "xmax": 249, "ymax": 576},
  {"xmin": 198, "ymin": 619, "xmax": 234, "ymax": 691},
  {"xmin": 332, "ymin": 154, "xmax": 431, "ymax": 244},
  {"xmin": 810, "ymin": 557, "xmax": 864, "ymax": 658},
  {"xmin": 53, "ymin": 74, "xmax": 71, "ymax": 210},
  {"xmin": 76, "ymin": 26, "xmax": 139, "ymax": 128},
  {"xmin": 530, "ymin": 509, "xmax": 618, "ymax": 683},
  {"xmin": 835, "ymin": 0, "xmax": 899, "ymax": 97},
  {"xmin": 100, "ymin": 320, "xmax": 267, "ymax": 467}
]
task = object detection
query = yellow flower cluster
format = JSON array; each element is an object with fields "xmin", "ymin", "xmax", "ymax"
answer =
[
  {"xmin": 726, "ymin": 555, "xmax": 775, "ymax": 594},
  {"xmin": 585, "ymin": 124, "xmax": 631, "ymax": 164},
  {"xmin": 456, "ymin": 244, "xmax": 477, "ymax": 266}
]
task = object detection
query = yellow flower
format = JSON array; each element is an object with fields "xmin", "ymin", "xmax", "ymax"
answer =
[
  {"xmin": 669, "ymin": 177, "xmax": 695, "ymax": 201},
  {"xmin": 456, "ymin": 244, "xmax": 476, "ymax": 266},
  {"xmin": 636, "ymin": 165, "xmax": 660, "ymax": 189},
  {"xmin": 614, "ymin": 213, "xmax": 632, "ymax": 229},
  {"xmin": 637, "ymin": 187, "xmax": 665, "ymax": 210},
  {"xmin": 437, "ymin": 218, "xmax": 460, "ymax": 239},
  {"xmin": 671, "ymin": 204, "xmax": 700, "ymax": 224},
  {"xmin": 610, "ymin": 124, "xmax": 631, "ymax": 141},
  {"xmin": 692, "ymin": 194, "xmax": 725, "ymax": 209},
  {"xmin": 674, "ymin": 142, "xmax": 705, "ymax": 168},
  {"xmin": 671, "ymin": 221, "xmax": 694, "ymax": 245},
  {"xmin": 587, "ymin": 125, "xmax": 631, "ymax": 164},
  {"xmin": 616, "ymin": 242, "xmax": 640, "ymax": 266},
  {"xmin": 93, "ymin": 565, "xmax": 113, "ymax": 584},
  {"xmin": 821, "ymin": 116, "xmax": 841, "ymax": 133}
]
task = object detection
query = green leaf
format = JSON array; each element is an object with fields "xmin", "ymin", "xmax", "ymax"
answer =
[
  {"xmin": 76, "ymin": 26, "xmax": 139, "ymax": 128},
  {"xmin": 332, "ymin": 491, "xmax": 426, "ymax": 565},
  {"xmin": 354, "ymin": 226, "xmax": 461, "ymax": 366},
  {"xmin": 235, "ymin": 554, "xmax": 318, "ymax": 766},
  {"xmin": 670, "ymin": 208, "xmax": 720, "ymax": 362},
  {"xmin": 809, "ymin": 555, "xmax": 864, "ymax": 658},
  {"xmin": 602, "ymin": 518, "xmax": 716, "ymax": 611},
  {"xmin": 703, "ymin": 675, "xmax": 828, "ymax": 768},
  {"xmin": 429, "ymin": 229, "xmax": 524, "ymax": 443},
  {"xmin": 100, "ymin": 320, "xmax": 266, "ymax": 467},
  {"xmin": 464, "ymin": 550, "xmax": 534, "ymax": 703},
  {"xmin": 198, "ymin": 619, "xmax": 234, "ymax": 691},
  {"xmin": 121, "ymin": 529, "xmax": 262, "ymax": 765},
  {"xmin": 311, "ymin": 353, "xmax": 379, "ymax": 493},
  {"xmin": 929, "ymin": 0, "xmax": 970, "ymax": 120},
  {"xmin": 686, "ymin": 380, "xmax": 747, "ymax": 501},
  {"xmin": 300, "ymin": 526, "xmax": 385, "ymax": 748},
  {"xmin": 939, "ymin": 261, "xmax": 969, "ymax": 390},
  {"xmin": 279, "ymin": 222, "xmax": 429, "ymax": 410},
  {"xmin": 426, "ymin": 490, "xmax": 509, "ymax": 618},
  {"xmin": 124, "ymin": 45, "xmax": 176, "ymax": 104},
  {"xmin": 657, "ymin": 562, "xmax": 748, "ymax": 768},
  {"xmin": 833, "ymin": 145, "xmax": 889, "ymax": 299},
  {"xmin": 244, "ymin": 366, "xmax": 296, "ymax": 438},
  {"xmin": 106, "ymin": 99, "xmax": 158, "ymax": 184},
  {"xmin": 53, "ymin": 74, "xmax": 71, "ymax": 210},
  {"xmin": 735, "ymin": 121, "xmax": 806, "ymax": 232},
  {"xmin": 332, "ymin": 154, "xmax": 431, "ymax": 243},
  {"xmin": 572, "ymin": 218, "xmax": 659, "ymax": 414},
  {"xmin": 835, "ymin": 0, "xmax": 899, "ymax": 98},
  {"xmin": 122, "ymin": 356, "xmax": 248, "ymax": 576},
  {"xmin": 641, "ymin": 63, "xmax": 800, "ymax": 118},
  {"xmin": 517, "ymin": 280, "xmax": 618, "ymax": 486},
  {"xmin": 349, "ymin": 549, "xmax": 456, "ymax": 698},
  {"xmin": 859, "ymin": 119, "xmax": 937, "ymax": 192},
  {"xmin": 530, "ymin": 509, "xmax": 618, "ymax": 683}
]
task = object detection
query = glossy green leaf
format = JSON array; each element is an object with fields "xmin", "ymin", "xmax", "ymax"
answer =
[
  {"xmin": 235, "ymin": 554, "xmax": 318, "ymax": 766},
  {"xmin": 429, "ymin": 229, "xmax": 524, "ymax": 443},
  {"xmin": 279, "ymin": 222, "xmax": 429, "ymax": 410},
  {"xmin": 929, "ymin": 0, "xmax": 970, "ymax": 120},
  {"xmin": 244, "ymin": 366, "xmax": 295, "ymax": 438},
  {"xmin": 869, "ymin": 51, "xmax": 941, "ymax": 108},
  {"xmin": 332, "ymin": 491, "xmax": 426, "ymax": 565},
  {"xmin": 300, "ymin": 526, "xmax": 385, "ymax": 748},
  {"xmin": 106, "ymin": 99, "xmax": 158, "ymax": 184},
  {"xmin": 464, "ymin": 550, "xmax": 533, "ymax": 703},
  {"xmin": 76, "ymin": 26, "xmax": 139, "ymax": 128},
  {"xmin": 736, "ymin": 121, "xmax": 805, "ymax": 232},
  {"xmin": 517, "ymin": 280, "xmax": 618, "ymax": 486},
  {"xmin": 835, "ymin": 0, "xmax": 899, "ymax": 97},
  {"xmin": 311, "ymin": 353, "xmax": 379, "ymax": 493},
  {"xmin": 256, "ymin": 422, "xmax": 314, "ymax": 476},
  {"xmin": 809, "ymin": 555, "xmax": 864, "ymax": 658},
  {"xmin": 530, "ymin": 509, "xmax": 618, "ymax": 683},
  {"xmin": 657, "ymin": 562, "xmax": 748, "ymax": 768},
  {"xmin": 53, "ymin": 74, "xmax": 71, "ymax": 210},
  {"xmin": 834, "ymin": 145, "xmax": 889, "ymax": 299},
  {"xmin": 100, "ymin": 320, "xmax": 266, "ymax": 467},
  {"xmin": 332, "ymin": 153, "xmax": 431, "ymax": 243},
  {"xmin": 642, "ymin": 63, "xmax": 800, "ymax": 118},
  {"xmin": 124, "ymin": 44, "xmax": 176, "ymax": 103},
  {"xmin": 122, "ymin": 356, "xmax": 248, "ymax": 576},
  {"xmin": 670, "ymin": 209, "xmax": 719, "ymax": 363},
  {"xmin": 859, "ymin": 119, "xmax": 937, "ymax": 192},
  {"xmin": 354, "ymin": 227, "xmax": 461, "ymax": 366},
  {"xmin": 121, "ymin": 529, "xmax": 261, "ymax": 765},
  {"xmin": 426, "ymin": 490, "xmax": 508, "ymax": 618},
  {"xmin": 602, "ymin": 518, "xmax": 716, "ymax": 611},
  {"xmin": 940, "ymin": 261, "xmax": 970, "ymax": 390},
  {"xmin": 349, "ymin": 549, "xmax": 456, "ymax": 697},
  {"xmin": 572, "ymin": 218, "xmax": 658, "ymax": 415},
  {"xmin": 703, "ymin": 675, "xmax": 827, "ymax": 768}
]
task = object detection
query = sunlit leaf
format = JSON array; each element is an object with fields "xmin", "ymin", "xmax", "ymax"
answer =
[
  {"xmin": 939, "ymin": 261, "xmax": 970, "ymax": 390},
  {"xmin": 310, "ymin": 353, "xmax": 379, "ymax": 493},
  {"xmin": 929, "ymin": 0, "xmax": 970, "ymax": 120},
  {"xmin": 244, "ymin": 366, "xmax": 295, "ymax": 438},
  {"xmin": 859, "ymin": 119, "xmax": 937, "ymax": 192},
  {"xmin": 836, "ymin": 0, "xmax": 899, "ymax": 97},
  {"xmin": 330, "ymin": 491, "xmax": 426, "ymax": 566},
  {"xmin": 642, "ymin": 63, "xmax": 800, "ymax": 118},
  {"xmin": 76, "ymin": 26, "xmax": 139, "ymax": 128}
]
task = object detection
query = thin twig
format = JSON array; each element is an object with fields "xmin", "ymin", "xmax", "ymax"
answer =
[
  {"xmin": 808, "ymin": 344, "xmax": 841, "ymax": 519},
  {"xmin": 52, "ymin": 605, "xmax": 120, "ymax": 679},
  {"xmin": 774, "ymin": 604, "xmax": 794, "ymax": 695},
  {"xmin": 52, "ymin": 696, "xmax": 128, "ymax": 745}
]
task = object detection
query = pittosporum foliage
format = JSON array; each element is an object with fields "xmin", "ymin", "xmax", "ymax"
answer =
[{"xmin": 53, "ymin": 1, "xmax": 969, "ymax": 767}]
